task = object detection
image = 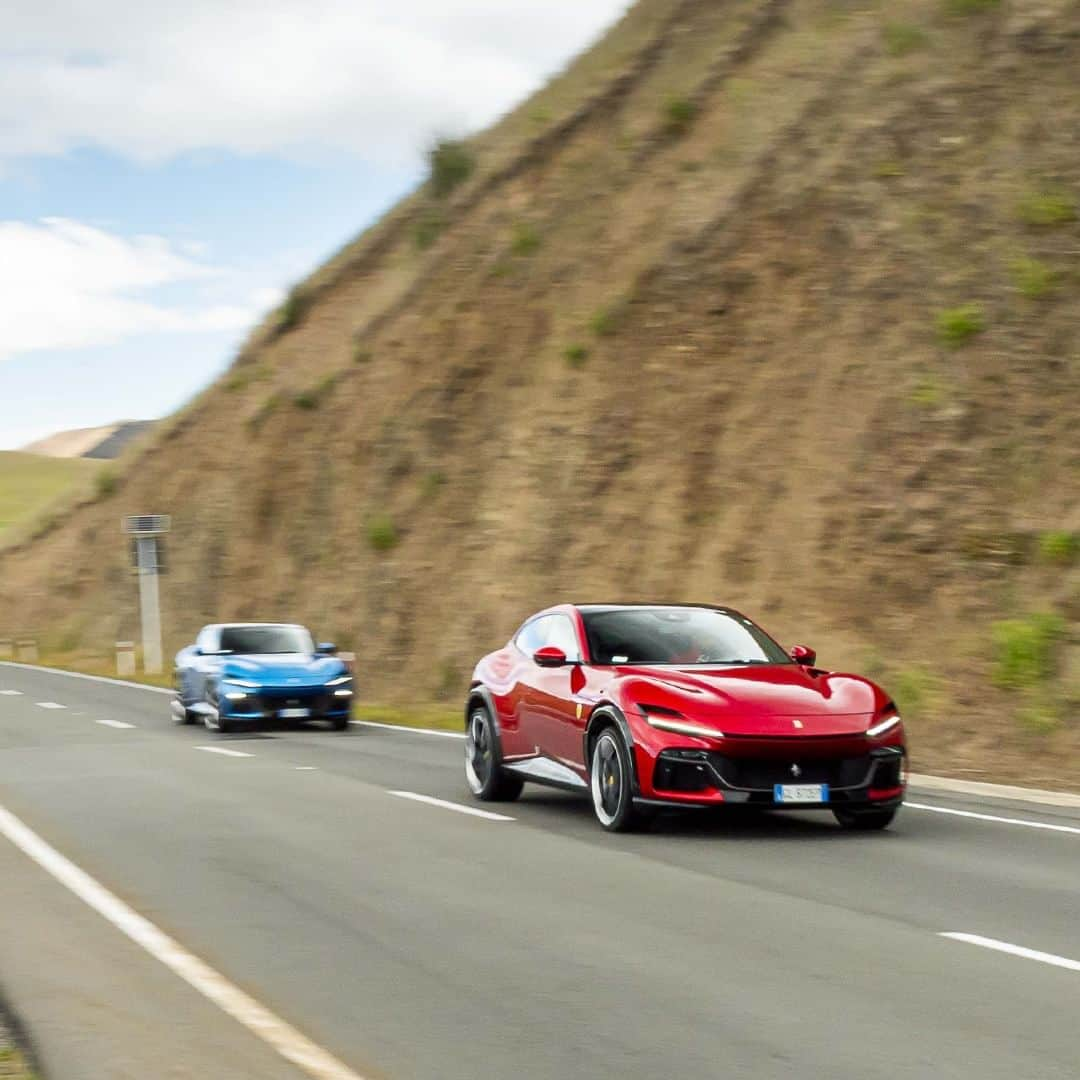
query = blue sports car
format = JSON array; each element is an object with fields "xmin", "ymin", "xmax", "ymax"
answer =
[{"xmin": 172, "ymin": 623, "xmax": 354, "ymax": 733}]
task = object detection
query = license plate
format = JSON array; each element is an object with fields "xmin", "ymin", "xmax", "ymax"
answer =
[
  {"xmin": 279, "ymin": 707, "xmax": 310, "ymax": 719},
  {"xmin": 774, "ymin": 783, "xmax": 829, "ymax": 804}
]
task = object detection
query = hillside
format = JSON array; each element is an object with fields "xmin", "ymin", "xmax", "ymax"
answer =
[
  {"xmin": 23, "ymin": 421, "xmax": 155, "ymax": 460},
  {"xmin": 0, "ymin": 452, "xmax": 102, "ymax": 540},
  {"xmin": 1, "ymin": 0, "xmax": 1078, "ymax": 786}
]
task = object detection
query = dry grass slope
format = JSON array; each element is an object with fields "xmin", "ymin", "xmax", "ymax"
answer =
[{"xmin": 2, "ymin": 0, "xmax": 1079, "ymax": 786}]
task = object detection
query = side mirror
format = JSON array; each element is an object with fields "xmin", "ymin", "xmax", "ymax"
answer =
[
  {"xmin": 205, "ymin": 649, "xmax": 233, "ymax": 657},
  {"xmin": 790, "ymin": 645, "xmax": 817, "ymax": 667},
  {"xmin": 534, "ymin": 646, "xmax": 568, "ymax": 668},
  {"xmin": 317, "ymin": 642, "xmax": 338, "ymax": 655}
]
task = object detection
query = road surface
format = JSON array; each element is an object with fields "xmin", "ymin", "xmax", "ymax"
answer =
[{"xmin": 1, "ymin": 662, "xmax": 1078, "ymax": 1079}]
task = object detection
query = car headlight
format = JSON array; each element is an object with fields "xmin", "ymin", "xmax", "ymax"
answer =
[
  {"xmin": 867, "ymin": 712, "xmax": 902, "ymax": 738},
  {"xmin": 224, "ymin": 678, "xmax": 259, "ymax": 689},
  {"xmin": 639, "ymin": 705, "xmax": 725, "ymax": 740},
  {"xmin": 326, "ymin": 674, "xmax": 352, "ymax": 687}
]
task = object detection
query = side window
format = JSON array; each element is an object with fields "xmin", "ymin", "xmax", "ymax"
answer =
[
  {"xmin": 516, "ymin": 616, "xmax": 552, "ymax": 657},
  {"xmin": 547, "ymin": 616, "xmax": 582, "ymax": 662}
]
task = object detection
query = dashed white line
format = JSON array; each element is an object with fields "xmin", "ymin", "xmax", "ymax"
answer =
[
  {"xmin": 36, "ymin": 701, "xmax": 66, "ymax": 710},
  {"xmin": 907, "ymin": 802, "xmax": 1080, "ymax": 837},
  {"xmin": 195, "ymin": 745, "xmax": 254, "ymax": 759},
  {"xmin": 96, "ymin": 719, "xmax": 136, "ymax": 730},
  {"xmin": 0, "ymin": 801, "xmax": 367, "ymax": 1080},
  {"xmin": 940, "ymin": 933, "xmax": 1080, "ymax": 974},
  {"xmin": 294, "ymin": 766, "xmax": 319, "ymax": 771},
  {"xmin": 387, "ymin": 790, "xmax": 514, "ymax": 821},
  {"xmin": 0, "ymin": 689, "xmax": 23, "ymax": 696}
]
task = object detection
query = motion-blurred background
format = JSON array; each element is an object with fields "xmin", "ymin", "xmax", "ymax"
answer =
[{"xmin": 1, "ymin": 0, "xmax": 1078, "ymax": 785}]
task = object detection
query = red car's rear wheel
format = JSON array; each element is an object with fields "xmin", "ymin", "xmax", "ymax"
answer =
[{"xmin": 465, "ymin": 705, "xmax": 523, "ymax": 802}]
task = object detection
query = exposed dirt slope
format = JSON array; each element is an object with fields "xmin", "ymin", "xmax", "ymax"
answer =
[{"xmin": 2, "ymin": 0, "xmax": 1079, "ymax": 785}]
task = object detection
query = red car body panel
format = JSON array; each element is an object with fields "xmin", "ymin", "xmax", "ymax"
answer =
[{"xmin": 470, "ymin": 604, "xmax": 907, "ymax": 810}]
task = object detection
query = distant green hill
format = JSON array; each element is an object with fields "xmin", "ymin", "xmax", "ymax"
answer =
[{"xmin": 0, "ymin": 452, "xmax": 102, "ymax": 539}]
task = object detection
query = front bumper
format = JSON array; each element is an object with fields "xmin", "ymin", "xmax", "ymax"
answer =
[
  {"xmin": 220, "ymin": 685, "xmax": 352, "ymax": 721},
  {"xmin": 636, "ymin": 744, "xmax": 906, "ymax": 810}
]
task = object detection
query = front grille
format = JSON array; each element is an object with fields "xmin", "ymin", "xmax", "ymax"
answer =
[
  {"xmin": 710, "ymin": 753, "xmax": 874, "ymax": 791},
  {"xmin": 253, "ymin": 687, "xmax": 331, "ymax": 715}
]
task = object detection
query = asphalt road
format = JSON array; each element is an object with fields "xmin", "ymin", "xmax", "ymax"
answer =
[{"xmin": 1, "ymin": 663, "xmax": 1078, "ymax": 1080}]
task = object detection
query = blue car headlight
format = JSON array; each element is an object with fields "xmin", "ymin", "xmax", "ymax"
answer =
[{"xmin": 326, "ymin": 674, "xmax": 352, "ymax": 687}]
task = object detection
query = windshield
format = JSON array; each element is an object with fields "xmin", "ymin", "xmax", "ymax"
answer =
[
  {"xmin": 219, "ymin": 626, "xmax": 314, "ymax": 655},
  {"xmin": 581, "ymin": 607, "xmax": 791, "ymax": 666}
]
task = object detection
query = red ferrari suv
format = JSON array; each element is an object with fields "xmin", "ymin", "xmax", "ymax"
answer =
[{"xmin": 465, "ymin": 604, "xmax": 906, "ymax": 832}]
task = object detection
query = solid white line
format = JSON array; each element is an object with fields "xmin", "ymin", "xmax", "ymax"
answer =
[
  {"xmin": 96, "ymin": 719, "xmax": 136, "ymax": 730},
  {"xmin": 36, "ymin": 701, "xmax": 66, "ymax": 710},
  {"xmin": 0, "ymin": 661, "xmax": 173, "ymax": 695},
  {"xmin": 940, "ymin": 933, "xmax": 1080, "ymax": 974},
  {"xmin": 0, "ymin": 802, "xmax": 367, "ymax": 1080},
  {"xmin": 387, "ymin": 790, "xmax": 514, "ymax": 821},
  {"xmin": 195, "ymin": 745, "xmax": 254, "ymax": 759},
  {"xmin": 909, "ymin": 772, "xmax": 1080, "ymax": 809},
  {"xmin": 0, "ymin": 689, "xmax": 23, "ymax": 696},
  {"xmin": 352, "ymin": 720, "xmax": 464, "ymax": 740},
  {"xmin": 907, "ymin": 802, "xmax": 1080, "ymax": 837}
]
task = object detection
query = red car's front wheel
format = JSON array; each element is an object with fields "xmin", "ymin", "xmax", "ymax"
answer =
[{"xmin": 590, "ymin": 728, "xmax": 646, "ymax": 833}]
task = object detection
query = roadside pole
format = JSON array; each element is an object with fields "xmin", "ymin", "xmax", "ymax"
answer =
[{"xmin": 123, "ymin": 516, "xmax": 170, "ymax": 675}]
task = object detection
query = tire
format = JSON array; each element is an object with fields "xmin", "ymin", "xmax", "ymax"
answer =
[
  {"xmin": 832, "ymin": 807, "xmax": 897, "ymax": 831},
  {"xmin": 464, "ymin": 704, "xmax": 523, "ymax": 802},
  {"xmin": 589, "ymin": 726, "xmax": 646, "ymax": 833},
  {"xmin": 329, "ymin": 715, "xmax": 349, "ymax": 732},
  {"xmin": 204, "ymin": 686, "xmax": 231, "ymax": 734}
]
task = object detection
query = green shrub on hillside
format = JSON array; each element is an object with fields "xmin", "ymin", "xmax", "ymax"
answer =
[
  {"xmin": 428, "ymin": 139, "xmax": 475, "ymax": 197},
  {"xmin": 293, "ymin": 372, "xmax": 341, "ymax": 410},
  {"xmin": 909, "ymin": 374, "xmax": 948, "ymax": 409},
  {"xmin": 1011, "ymin": 256, "xmax": 1057, "ymax": 299},
  {"xmin": 662, "ymin": 96, "xmax": 698, "ymax": 137},
  {"xmin": 413, "ymin": 207, "xmax": 447, "ymax": 250},
  {"xmin": 936, "ymin": 304, "xmax": 985, "ymax": 347},
  {"xmin": 889, "ymin": 666, "xmax": 941, "ymax": 719},
  {"xmin": 421, "ymin": 471, "xmax": 446, "ymax": 500},
  {"xmin": 95, "ymin": 468, "xmax": 118, "ymax": 498},
  {"xmin": 1017, "ymin": 190, "xmax": 1076, "ymax": 227},
  {"xmin": 944, "ymin": 0, "xmax": 1000, "ymax": 13},
  {"xmin": 248, "ymin": 392, "xmax": 283, "ymax": 432},
  {"xmin": 366, "ymin": 514, "xmax": 399, "ymax": 552},
  {"xmin": 590, "ymin": 305, "xmax": 621, "ymax": 338},
  {"xmin": 353, "ymin": 342, "xmax": 372, "ymax": 364},
  {"xmin": 564, "ymin": 344, "xmax": 589, "ymax": 369},
  {"xmin": 992, "ymin": 612, "xmax": 1065, "ymax": 690},
  {"xmin": 883, "ymin": 22, "xmax": 929, "ymax": 56},
  {"xmin": 276, "ymin": 286, "xmax": 311, "ymax": 332},
  {"xmin": 511, "ymin": 222, "xmax": 541, "ymax": 256},
  {"xmin": 1038, "ymin": 530, "xmax": 1079, "ymax": 565}
]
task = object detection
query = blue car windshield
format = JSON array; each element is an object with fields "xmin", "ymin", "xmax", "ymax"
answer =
[
  {"xmin": 219, "ymin": 626, "xmax": 314, "ymax": 655},
  {"xmin": 582, "ymin": 608, "xmax": 791, "ymax": 666}
]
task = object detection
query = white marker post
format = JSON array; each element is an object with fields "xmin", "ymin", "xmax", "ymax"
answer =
[{"xmin": 123, "ymin": 516, "xmax": 170, "ymax": 675}]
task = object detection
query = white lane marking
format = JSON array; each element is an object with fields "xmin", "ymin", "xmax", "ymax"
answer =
[
  {"xmin": 0, "ymin": 802, "xmax": 367, "ymax": 1080},
  {"xmin": 36, "ymin": 701, "xmax": 66, "ymax": 710},
  {"xmin": 0, "ymin": 661, "xmax": 173, "ymax": 695},
  {"xmin": 294, "ymin": 766, "xmax": 318, "ymax": 771},
  {"xmin": 388, "ymin": 790, "xmax": 514, "ymax": 821},
  {"xmin": 352, "ymin": 720, "xmax": 464, "ymax": 740},
  {"xmin": 940, "ymin": 933, "xmax": 1080, "ymax": 974},
  {"xmin": 195, "ymin": 745, "xmax": 254, "ymax": 759},
  {"xmin": 0, "ymin": 689, "xmax": 23, "ymax": 696},
  {"xmin": 907, "ymin": 802, "xmax": 1080, "ymax": 837},
  {"xmin": 96, "ymin": 719, "xmax": 136, "ymax": 730}
]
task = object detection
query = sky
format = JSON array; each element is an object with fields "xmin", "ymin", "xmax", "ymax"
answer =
[{"xmin": 0, "ymin": 0, "xmax": 628, "ymax": 449}]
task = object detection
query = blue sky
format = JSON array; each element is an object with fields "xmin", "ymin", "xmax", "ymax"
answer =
[{"xmin": 0, "ymin": 1, "xmax": 626, "ymax": 448}]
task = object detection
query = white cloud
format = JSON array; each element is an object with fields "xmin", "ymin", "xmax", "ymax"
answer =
[
  {"xmin": 0, "ymin": 218, "xmax": 269, "ymax": 359},
  {"xmin": 0, "ymin": 1, "xmax": 629, "ymax": 166}
]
